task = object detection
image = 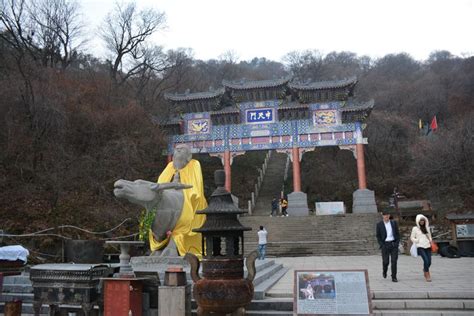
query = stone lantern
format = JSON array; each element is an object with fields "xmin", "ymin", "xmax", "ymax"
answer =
[{"xmin": 185, "ymin": 170, "xmax": 258, "ymax": 316}]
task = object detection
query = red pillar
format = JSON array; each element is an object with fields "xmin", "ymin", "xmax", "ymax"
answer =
[
  {"xmin": 224, "ymin": 150, "xmax": 231, "ymax": 192},
  {"xmin": 292, "ymin": 147, "xmax": 301, "ymax": 192},
  {"xmin": 356, "ymin": 143, "xmax": 367, "ymax": 190},
  {"xmin": 167, "ymin": 154, "xmax": 172, "ymax": 164}
]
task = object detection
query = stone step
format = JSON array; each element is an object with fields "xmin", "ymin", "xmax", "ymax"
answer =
[
  {"xmin": 253, "ymin": 262, "xmax": 283, "ymax": 286},
  {"xmin": 243, "ymin": 240, "xmax": 379, "ymax": 257},
  {"xmin": 239, "ymin": 214, "xmax": 380, "ymax": 257},
  {"xmin": 1, "ymin": 274, "xmax": 32, "ymax": 294},
  {"xmin": 3, "ymin": 295, "xmax": 473, "ymax": 316},
  {"xmin": 374, "ymin": 299, "xmax": 474, "ymax": 310},
  {"xmin": 184, "ymin": 295, "xmax": 474, "ymax": 315},
  {"xmin": 0, "ymin": 302, "xmax": 99, "ymax": 315},
  {"xmin": 254, "ymin": 267, "xmax": 289, "ymax": 300},
  {"xmin": 0, "ymin": 292, "xmax": 34, "ymax": 303},
  {"xmin": 0, "ymin": 302, "xmax": 49, "ymax": 315},
  {"xmin": 1, "ymin": 274, "xmax": 31, "ymax": 285},
  {"xmin": 373, "ymin": 310, "xmax": 474, "ymax": 315}
]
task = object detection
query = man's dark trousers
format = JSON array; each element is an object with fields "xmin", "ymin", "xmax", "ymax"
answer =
[{"xmin": 382, "ymin": 241, "xmax": 398, "ymax": 278}]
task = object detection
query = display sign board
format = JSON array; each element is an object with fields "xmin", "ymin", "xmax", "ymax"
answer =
[
  {"xmin": 294, "ymin": 270, "xmax": 371, "ymax": 315},
  {"xmin": 315, "ymin": 202, "xmax": 345, "ymax": 215}
]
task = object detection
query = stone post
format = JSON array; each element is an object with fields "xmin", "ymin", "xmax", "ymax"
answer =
[
  {"xmin": 292, "ymin": 147, "xmax": 301, "ymax": 192},
  {"xmin": 286, "ymin": 148, "xmax": 309, "ymax": 216},
  {"xmin": 158, "ymin": 267, "xmax": 191, "ymax": 316},
  {"xmin": 248, "ymin": 200, "xmax": 252, "ymax": 215},
  {"xmin": 356, "ymin": 143, "xmax": 367, "ymax": 190},
  {"xmin": 352, "ymin": 122, "xmax": 377, "ymax": 213}
]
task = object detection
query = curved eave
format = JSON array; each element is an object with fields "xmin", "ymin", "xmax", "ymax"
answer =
[
  {"xmin": 341, "ymin": 100, "xmax": 375, "ymax": 122},
  {"xmin": 341, "ymin": 100, "xmax": 374, "ymax": 113},
  {"xmin": 210, "ymin": 107, "xmax": 240, "ymax": 115},
  {"xmin": 289, "ymin": 76, "xmax": 358, "ymax": 91},
  {"xmin": 222, "ymin": 77, "xmax": 292, "ymax": 90},
  {"xmin": 164, "ymin": 88, "xmax": 225, "ymax": 102},
  {"xmin": 161, "ymin": 121, "xmax": 181, "ymax": 126},
  {"xmin": 278, "ymin": 103, "xmax": 309, "ymax": 111},
  {"xmin": 152, "ymin": 115, "xmax": 182, "ymax": 126}
]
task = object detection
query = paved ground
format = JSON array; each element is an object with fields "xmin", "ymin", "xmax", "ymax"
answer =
[{"xmin": 268, "ymin": 255, "xmax": 474, "ymax": 296}]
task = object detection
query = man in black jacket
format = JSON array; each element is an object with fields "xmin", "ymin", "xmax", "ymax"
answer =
[{"xmin": 376, "ymin": 211, "xmax": 400, "ymax": 282}]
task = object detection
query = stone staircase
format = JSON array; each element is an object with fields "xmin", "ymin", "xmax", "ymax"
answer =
[
  {"xmin": 240, "ymin": 214, "xmax": 380, "ymax": 256},
  {"xmin": 253, "ymin": 152, "xmax": 288, "ymax": 216}
]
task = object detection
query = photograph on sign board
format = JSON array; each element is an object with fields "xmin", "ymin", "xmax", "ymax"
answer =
[{"xmin": 298, "ymin": 273, "xmax": 336, "ymax": 300}]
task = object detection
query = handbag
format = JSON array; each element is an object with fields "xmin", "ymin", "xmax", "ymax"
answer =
[
  {"xmin": 431, "ymin": 241, "xmax": 439, "ymax": 253},
  {"xmin": 410, "ymin": 243, "xmax": 418, "ymax": 257}
]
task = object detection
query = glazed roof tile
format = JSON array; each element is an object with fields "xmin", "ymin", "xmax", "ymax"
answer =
[
  {"xmin": 289, "ymin": 76, "xmax": 358, "ymax": 90},
  {"xmin": 222, "ymin": 77, "xmax": 292, "ymax": 90},
  {"xmin": 164, "ymin": 88, "xmax": 225, "ymax": 102}
]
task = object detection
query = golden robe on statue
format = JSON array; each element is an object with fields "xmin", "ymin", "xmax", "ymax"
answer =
[{"xmin": 149, "ymin": 159, "xmax": 207, "ymax": 256}]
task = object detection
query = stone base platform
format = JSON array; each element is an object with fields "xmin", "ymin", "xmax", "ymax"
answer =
[
  {"xmin": 353, "ymin": 188, "xmax": 378, "ymax": 213},
  {"xmin": 286, "ymin": 191, "xmax": 309, "ymax": 216}
]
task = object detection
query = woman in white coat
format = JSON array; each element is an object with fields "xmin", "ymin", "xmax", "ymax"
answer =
[{"xmin": 410, "ymin": 214, "xmax": 433, "ymax": 282}]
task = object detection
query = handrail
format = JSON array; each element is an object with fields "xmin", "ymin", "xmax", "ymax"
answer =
[{"xmin": 0, "ymin": 218, "xmax": 132, "ymax": 237}]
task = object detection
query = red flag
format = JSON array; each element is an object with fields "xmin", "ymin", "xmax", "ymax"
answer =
[{"xmin": 430, "ymin": 115, "xmax": 438, "ymax": 131}]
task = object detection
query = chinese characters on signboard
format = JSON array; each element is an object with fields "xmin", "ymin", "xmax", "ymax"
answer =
[{"xmin": 246, "ymin": 108, "xmax": 274, "ymax": 123}]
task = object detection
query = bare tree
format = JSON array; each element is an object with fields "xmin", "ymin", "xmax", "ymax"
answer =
[
  {"xmin": 31, "ymin": 0, "xmax": 84, "ymax": 68},
  {"xmin": 0, "ymin": 0, "xmax": 38, "ymax": 62},
  {"xmin": 282, "ymin": 50, "xmax": 323, "ymax": 81},
  {"xmin": 0, "ymin": 0, "xmax": 84, "ymax": 68},
  {"xmin": 100, "ymin": 1, "xmax": 166, "ymax": 86},
  {"xmin": 131, "ymin": 46, "xmax": 192, "ymax": 110}
]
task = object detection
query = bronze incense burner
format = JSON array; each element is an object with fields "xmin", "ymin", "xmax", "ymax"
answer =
[{"xmin": 185, "ymin": 170, "xmax": 258, "ymax": 316}]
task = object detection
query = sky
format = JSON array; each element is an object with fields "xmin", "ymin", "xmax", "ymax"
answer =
[{"xmin": 81, "ymin": 0, "xmax": 474, "ymax": 63}]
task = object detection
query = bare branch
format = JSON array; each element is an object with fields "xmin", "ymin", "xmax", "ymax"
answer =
[{"xmin": 100, "ymin": 1, "xmax": 166, "ymax": 86}]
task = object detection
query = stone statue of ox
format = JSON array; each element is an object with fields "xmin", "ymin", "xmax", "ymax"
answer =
[{"xmin": 113, "ymin": 179, "xmax": 191, "ymax": 256}]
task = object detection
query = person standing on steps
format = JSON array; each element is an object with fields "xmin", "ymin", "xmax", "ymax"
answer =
[
  {"xmin": 270, "ymin": 197, "xmax": 278, "ymax": 217},
  {"xmin": 257, "ymin": 226, "xmax": 268, "ymax": 260},
  {"xmin": 376, "ymin": 210, "xmax": 400, "ymax": 282},
  {"xmin": 280, "ymin": 197, "xmax": 288, "ymax": 216},
  {"xmin": 410, "ymin": 214, "xmax": 433, "ymax": 282}
]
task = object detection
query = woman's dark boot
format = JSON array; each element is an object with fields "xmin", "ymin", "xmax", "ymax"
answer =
[{"xmin": 424, "ymin": 271, "xmax": 431, "ymax": 282}]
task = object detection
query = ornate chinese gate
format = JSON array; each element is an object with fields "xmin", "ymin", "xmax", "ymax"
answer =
[{"xmin": 162, "ymin": 77, "xmax": 377, "ymax": 214}]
